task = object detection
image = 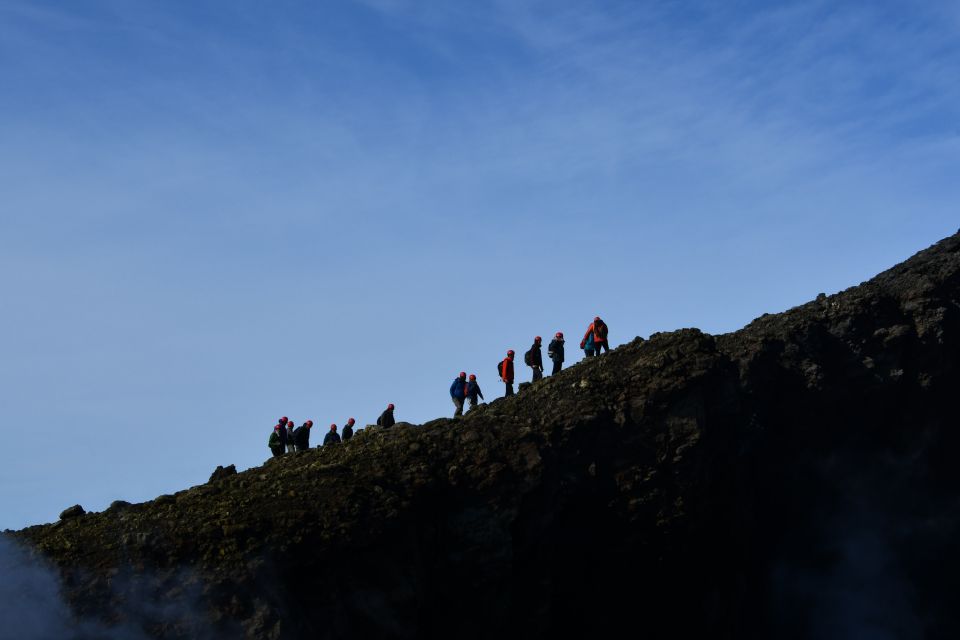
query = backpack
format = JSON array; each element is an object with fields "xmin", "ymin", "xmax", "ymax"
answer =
[
  {"xmin": 523, "ymin": 349, "xmax": 534, "ymax": 366},
  {"xmin": 495, "ymin": 360, "xmax": 504, "ymax": 378}
]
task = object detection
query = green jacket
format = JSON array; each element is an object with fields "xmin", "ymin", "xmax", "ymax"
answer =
[{"xmin": 268, "ymin": 431, "xmax": 281, "ymax": 448}]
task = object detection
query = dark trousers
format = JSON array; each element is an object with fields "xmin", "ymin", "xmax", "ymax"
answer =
[
  {"xmin": 552, "ymin": 360, "xmax": 562, "ymax": 375},
  {"xmin": 596, "ymin": 341, "xmax": 609, "ymax": 354},
  {"xmin": 468, "ymin": 396, "xmax": 480, "ymax": 411},
  {"xmin": 532, "ymin": 366, "xmax": 542, "ymax": 382},
  {"xmin": 505, "ymin": 382, "xmax": 514, "ymax": 397},
  {"xmin": 452, "ymin": 397, "xmax": 464, "ymax": 417}
]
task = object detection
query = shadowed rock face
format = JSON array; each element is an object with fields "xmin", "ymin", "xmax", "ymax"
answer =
[{"xmin": 14, "ymin": 231, "xmax": 960, "ymax": 639}]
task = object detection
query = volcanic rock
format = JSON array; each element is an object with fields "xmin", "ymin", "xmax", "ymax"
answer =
[{"xmin": 14, "ymin": 230, "xmax": 960, "ymax": 639}]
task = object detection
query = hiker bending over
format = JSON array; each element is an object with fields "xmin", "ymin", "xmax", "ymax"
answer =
[
  {"xmin": 450, "ymin": 371, "xmax": 467, "ymax": 417},
  {"xmin": 525, "ymin": 336, "xmax": 544, "ymax": 382},
  {"xmin": 466, "ymin": 374, "xmax": 484, "ymax": 411},
  {"xmin": 343, "ymin": 418, "xmax": 355, "ymax": 441},
  {"xmin": 498, "ymin": 350, "xmax": 515, "ymax": 397},
  {"xmin": 581, "ymin": 316, "xmax": 609, "ymax": 356},
  {"xmin": 548, "ymin": 332, "xmax": 565, "ymax": 375},
  {"xmin": 324, "ymin": 424, "xmax": 341, "ymax": 446},
  {"xmin": 293, "ymin": 420, "xmax": 313, "ymax": 451},
  {"xmin": 377, "ymin": 404, "xmax": 395, "ymax": 427}
]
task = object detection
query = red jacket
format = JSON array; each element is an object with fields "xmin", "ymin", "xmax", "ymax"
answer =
[
  {"xmin": 583, "ymin": 320, "xmax": 608, "ymax": 345},
  {"xmin": 500, "ymin": 358, "xmax": 514, "ymax": 383}
]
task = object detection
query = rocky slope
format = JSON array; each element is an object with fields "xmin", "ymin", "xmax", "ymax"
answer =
[{"xmin": 14, "ymin": 230, "xmax": 960, "ymax": 639}]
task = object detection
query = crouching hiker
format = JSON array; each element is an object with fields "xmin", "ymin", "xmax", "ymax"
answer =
[
  {"xmin": 269, "ymin": 425, "xmax": 284, "ymax": 457},
  {"xmin": 450, "ymin": 371, "xmax": 467, "ymax": 417},
  {"xmin": 498, "ymin": 350, "xmax": 515, "ymax": 397},
  {"xmin": 377, "ymin": 404, "xmax": 395, "ymax": 428},
  {"xmin": 343, "ymin": 418, "xmax": 356, "ymax": 441},
  {"xmin": 324, "ymin": 424, "xmax": 341, "ymax": 446},
  {"xmin": 293, "ymin": 420, "xmax": 313, "ymax": 451},
  {"xmin": 466, "ymin": 374, "xmax": 484, "ymax": 411},
  {"xmin": 548, "ymin": 332, "xmax": 565, "ymax": 374}
]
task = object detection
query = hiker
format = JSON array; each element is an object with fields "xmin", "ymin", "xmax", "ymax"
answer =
[
  {"xmin": 498, "ymin": 350, "xmax": 515, "ymax": 397},
  {"xmin": 277, "ymin": 416, "xmax": 290, "ymax": 453},
  {"xmin": 466, "ymin": 374, "xmax": 484, "ymax": 411},
  {"xmin": 343, "ymin": 418, "xmax": 356, "ymax": 441},
  {"xmin": 324, "ymin": 424, "xmax": 341, "ymax": 446},
  {"xmin": 268, "ymin": 425, "xmax": 284, "ymax": 457},
  {"xmin": 582, "ymin": 331, "xmax": 595, "ymax": 357},
  {"xmin": 450, "ymin": 371, "xmax": 467, "ymax": 417},
  {"xmin": 548, "ymin": 332, "xmax": 565, "ymax": 375},
  {"xmin": 581, "ymin": 316, "xmax": 609, "ymax": 356},
  {"xmin": 377, "ymin": 403, "xmax": 396, "ymax": 427},
  {"xmin": 285, "ymin": 421, "xmax": 297, "ymax": 454},
  {"xmin": 293, "ymin": 420, "xmax": 313, "ymax": 451},
  {"xmin": 525, "ymin": 337, "xmax": 544, "ymax": 382}
]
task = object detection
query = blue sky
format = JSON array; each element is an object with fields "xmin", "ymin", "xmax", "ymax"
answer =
[{"xmin": 1, "ymin": 0, "xmax": 957, "ymax": 530}]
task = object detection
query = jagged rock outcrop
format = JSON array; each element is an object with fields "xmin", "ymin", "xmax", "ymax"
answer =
[{"xmin": 14, "ymin": 231, "xmax": 960, "ymax": 639}]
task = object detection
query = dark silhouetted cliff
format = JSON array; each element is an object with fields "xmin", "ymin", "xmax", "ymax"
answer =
[{"xmin": 13, "ymin": 231, "xmax": 960, "ymax": 639}]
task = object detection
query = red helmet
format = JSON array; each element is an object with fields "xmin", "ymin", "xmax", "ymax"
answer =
[
  {"xmin": 347, "ymin": 418, "xmax": 355, "ymax": 425},
  {"xmin": 387, "ymin": 403, "xmax": 394, "ymax": 410},
  {"xmin": 330, "ymin": 423, "xmax": 337, "ymax": 430},
  {"xmin": 459, "ymin": 371, "xmax": 466, "ymax": 378},
  {"xmin": 306, "ymin": 420, "xmax": 313, "ymax": 427},
  {"xmin": 535, "ymin": 336, "xmax": 541, "ymax": 342},
  {"xmin": 594, "ymin": 316, "xmax": 601, "ymax": 322},
  {"xmin": 507, "ymin": 350, "xmax": 515, "ymax": 356},
  {"xmin": 274, "ymin": 425, "xmax": 280, "ymax": 431},
  {"xmin": 280, "ymin": 416, "xmax": 288, "ymax": 424},
  {"xmin": 469, "ymin": 374, "xmax": 476, "ymax": 380},
  {"xmin": 556, "ymin": 332, "xmax": 563, "ymax": 338}
]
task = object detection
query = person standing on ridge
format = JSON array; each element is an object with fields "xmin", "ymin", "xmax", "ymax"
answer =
[
  {"xmin": 466, "ymin": 374, "xmax": 484, "ymax": 411},
  {"xmin": 548, "ymin": 332, "xmax": 565, "ymax": 375},
  {"xmin": 293, "ymin": 420, "xmax": 313, "ymax": 451},
  {"xmin": 324, "ymin": 424, "xmax": 341, "ymax": 446},
  {"xmin": 499, "ymin": 350, "xmax": 515, "ymax": 397},
  {"xmin": 525, "ymin": 336, "xmax": 544, "ymax": 382},
  {"xmin": 377, "ymin": 404, "xmax": 395, "ymax": 427},
  {"xmin": 450, "ymin": 371, "xmax": 468, "ymax": 417},
  {"xmin": 277, "ymin": 416, "xmax": 290, "ymax": 453},
  {"xmin": 285, "ymin": 421, "xmax": 297, "ymax": 454},
  {"xmin": 269, "ymin": 425, "xmax": 284, "ymax": 457},
  {"xmin": 581, "ymin": 316, "xmax": 609, "ymax": 356},
  {"xmin": 342, "ymin": 418, "xmax": 355, "ymax": 441}
]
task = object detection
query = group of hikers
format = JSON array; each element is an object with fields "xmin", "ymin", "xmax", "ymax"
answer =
[
  {"xmin": 267, "ymin": 403, "xmax": 396, "ymax": 457},
  {"xmin": 267, "ymin": 316, "xmax": 608, "ymax": 454},
  {"xmin": 455, "ymin": 316, "xmax": 609, "ymax": 413}
]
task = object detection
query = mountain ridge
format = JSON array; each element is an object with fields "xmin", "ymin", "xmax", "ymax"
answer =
[{"xmin": 13, "ymin": 229, "xmax": 960, "ymax": 639}]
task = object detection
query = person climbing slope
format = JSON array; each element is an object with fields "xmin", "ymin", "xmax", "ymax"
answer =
[
  {"xmin": 450, "ymin": 371, "xmax": 468, "ymax": 417},
  {"xmin": 342, "ymin": 418, "xmax": 356, "ymax": 441},
  {"xmin": 466, "ymin": 374, "xmax": 484, "ymax": 411},
  {"xmin": 498, "ymin": 350, "xmax": 515, "ymax": 397},
  {"xmin": 324, "ymin": 424, "xmax": 341, "ymax": 446},
  {"xmin": 581, "ymin": 316, "xmax": 609, "ymax": 356},
  {"xmin": 582, "ymin": 331, "xmax": 595, "ymax": 358},
  {"xmin": 548, "ymin": 332, "xmax": 565, "ymax": 375},
  {"xmin": 377, "ymin": 404, "xmax": 395, "ymax": 427},
  {"xmin": 525, "ymin": 336, "xmax": 544, "ymax": 382}
]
